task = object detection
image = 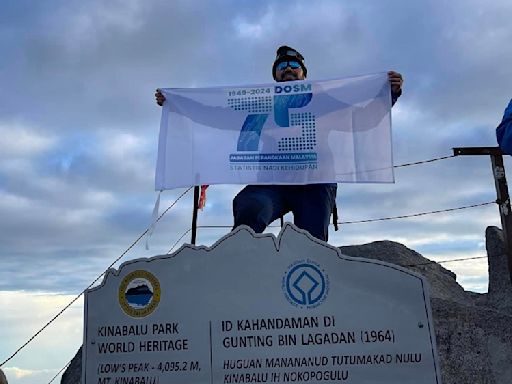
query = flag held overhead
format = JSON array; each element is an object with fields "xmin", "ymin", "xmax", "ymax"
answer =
[{"xmin": 156, "ymin": 73, "xmax": 394, "ymax": 190}]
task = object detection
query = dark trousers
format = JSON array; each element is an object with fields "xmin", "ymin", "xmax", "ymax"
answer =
[{"xmin": 233, "ymin": 184, "xmax": 337, "ymax": 241}]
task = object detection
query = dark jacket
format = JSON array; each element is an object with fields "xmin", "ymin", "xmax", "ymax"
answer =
[{"xmin": 496, "ymin": 99, "xmax": 512, "ymax": 154}]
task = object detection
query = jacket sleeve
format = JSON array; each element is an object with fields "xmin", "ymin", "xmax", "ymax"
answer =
[
  {"xmin": 496, "ymin": 99, "xmax": 512, "ymax": 154},
  {"xmin": 391, "ymin": 88, "xmax": 402, "ymax": 106}
]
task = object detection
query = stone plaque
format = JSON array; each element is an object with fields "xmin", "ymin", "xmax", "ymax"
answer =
[{"xmin": 83, "ymin": 224, "xmax": 442, "ymax": 384}]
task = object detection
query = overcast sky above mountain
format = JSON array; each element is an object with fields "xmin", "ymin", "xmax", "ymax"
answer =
[{"xmin": 1, "ymin": 1, "xmax": 512, "ymax": 383}]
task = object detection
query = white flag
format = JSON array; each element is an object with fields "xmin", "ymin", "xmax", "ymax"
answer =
[{"xmin": 156, "ymin": 72, "xmax": 394, "ymax": 190}]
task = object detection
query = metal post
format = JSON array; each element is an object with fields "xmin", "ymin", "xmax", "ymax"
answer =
[
  {"xmin": 191, "ymin": 186, "xmax": 200, "ymax": 244},
  {"xmin": 453, "ymin": 146, "xmax": 512, "ymax": 284},
  {"xmin": 490, "ymin": 153, "xmax": 512, "ymax": 284}
]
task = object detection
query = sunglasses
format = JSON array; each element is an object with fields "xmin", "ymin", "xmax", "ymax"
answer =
[{"xmin": 276, "ymin": 61, "xmax": 301, "ymax": 71}]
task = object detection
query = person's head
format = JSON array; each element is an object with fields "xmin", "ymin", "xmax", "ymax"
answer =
[{"xmin": 272, "ymin": 45, "xmax": 307, "ymax": 82}]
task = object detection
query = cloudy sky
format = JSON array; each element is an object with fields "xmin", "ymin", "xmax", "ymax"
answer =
[{"xmin": 1, "ymin": 0, "xmax": 512, "ymax": 382}]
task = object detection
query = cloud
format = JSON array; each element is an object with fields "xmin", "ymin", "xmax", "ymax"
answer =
[
  {"xmin": 0, "ymin": 122, "xmax": 56, "ymax": 158},
  {"xmin": 0, "ymin": 292, "xmax": 83, "ymax": 384},
  {"xmin": 3, "ymin": 366, "xmax": 55, "ymax": 379}
]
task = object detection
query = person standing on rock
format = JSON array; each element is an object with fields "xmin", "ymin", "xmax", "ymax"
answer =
[{"xmin": 155, "ymin": 45, "xmax": 403, "ymax": 241}]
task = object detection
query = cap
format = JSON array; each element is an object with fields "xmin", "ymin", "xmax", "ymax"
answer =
[{"xmin": 272, "ymin": 45, "xmax": 307, "ymax": 80}]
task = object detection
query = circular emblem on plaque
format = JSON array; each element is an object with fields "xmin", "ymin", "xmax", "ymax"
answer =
[
  {"xmin": 282, "ymin": 260, "xmax": 329, "ymax": 308},
  {"xmin": 119, "ymin": 270, "xmax": 160, "ymax": 318}
]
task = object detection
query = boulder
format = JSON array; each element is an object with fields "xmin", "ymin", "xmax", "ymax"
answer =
[
  {"xmin": 0, "ymin": 368, "xmax": 8, "ymax": 384},
  {"xmin": 340, "ymin": 226, "xmax": 512, "ymax": 384},
  {"xmin": 486, "ymin": 226, "xmax": 512, "ymax": 311}
]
